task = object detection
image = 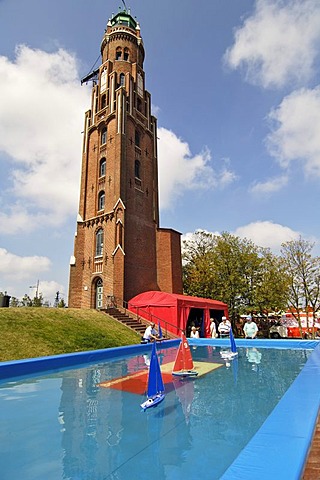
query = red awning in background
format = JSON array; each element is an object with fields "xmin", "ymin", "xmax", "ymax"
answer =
[{"xmin": 128, "ymin": 291, "xmax": 228, "ymax": 337}]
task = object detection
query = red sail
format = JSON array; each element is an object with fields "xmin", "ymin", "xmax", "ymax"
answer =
[{"xmin": 173, "ymin": 333, "xmax": 194, "ymax": 372}]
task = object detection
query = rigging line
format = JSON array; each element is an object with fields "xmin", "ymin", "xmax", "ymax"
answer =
[{"xmin": 85, "ymin": 53, "xmax": 101, "ymax": 77}]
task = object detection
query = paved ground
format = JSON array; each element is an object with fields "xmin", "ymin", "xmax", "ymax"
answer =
[{"xmin": 302, "ymin": 412, "xmax": 320, "ymax": 479}]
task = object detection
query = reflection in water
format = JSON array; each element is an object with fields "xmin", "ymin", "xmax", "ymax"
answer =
[
  {"xmin": 59, "ymin": 363, "xmax": 126, "ymax": 480},
  {"xmin": 0, "ymin": 346, "xmax": 313, "ymax": 480},
  {"xmin": 246, "ymin": 347, "xmax": 262, "ymax": 371},
  {"xmin": 58, "ymin": 362, "xmax": 194, "ymax": 479},
  {"xmin": 173, "ymin": 377, "xmax": 195, "ymax": 424}
]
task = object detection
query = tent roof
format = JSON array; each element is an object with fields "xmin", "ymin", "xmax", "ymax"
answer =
[{"xmin": 129, "ymin": 290, "xmax": 227, "ymax": 309}]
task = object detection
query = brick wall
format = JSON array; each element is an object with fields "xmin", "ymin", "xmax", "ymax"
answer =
[{"xmin": 156, "ymin": 228, "xmax": 183, "ymax": 294}]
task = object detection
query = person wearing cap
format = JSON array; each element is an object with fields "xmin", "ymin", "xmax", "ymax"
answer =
[
  {"xmin": 218, "ymin": 316, "xmax": 231, "ymax": 337},
  {"xmin": 190, "ymin": 326, "xmax": 200, "ymax": 338},
  {"xmin": 142, "ymin": 322, "xmax": 158, "ymax": 342},
  {"xmin": 243, "ymin": 315, "xmax": 258, "ymax": 339}
]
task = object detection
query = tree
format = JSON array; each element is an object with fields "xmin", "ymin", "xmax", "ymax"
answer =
[
  {"xmin": 182, "ymin": 231, "xmax": 216, "ymax": 298},
  {"xmin": 32, "ymin": 293, "xmax": 44, "ymax": 307},
  {"xmin": 254, "ymin": 249, "xmax": 290, "ymax": 313},
  {"xmin": 57, "ymin": 298, "xmax": 66, "ymax": 308},
  {"xmin": 9, "ymin": 297, "xmax": 20, "ymax": 307},
  {"xmin": 280, "ymin": 238, "xmax": 320, "ymax": 338},
  {"xmin": 20, "ymin": 293, "xmax": 44, "ymax": 307},
  {"xmin": 183, "ymin": 231, "xmax": 289, "ymax": 326}
]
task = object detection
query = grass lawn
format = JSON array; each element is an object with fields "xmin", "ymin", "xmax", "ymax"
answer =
[{"xmin": 0, "ymin": 308, "xmax": 141, "ymax": 362}]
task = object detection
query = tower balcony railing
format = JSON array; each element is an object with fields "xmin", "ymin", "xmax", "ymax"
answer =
[
  {"xmin": 135, "ymin": 110, "xmax": 147, "ymax": 126},
  {"xmin": 94, "ymin": 259, "xmax": 103, "ymax": 273},
  {"xmin": 98, "ymin": 177, "xmax": 105, "ymax": 188}
]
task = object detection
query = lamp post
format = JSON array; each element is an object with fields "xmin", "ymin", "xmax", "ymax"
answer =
[{"xmin": 29, "ymin": 280, "xmax": 39, "ymax": 298}]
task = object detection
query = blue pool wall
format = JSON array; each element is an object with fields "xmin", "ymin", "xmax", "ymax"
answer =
[
  {"xmin": 204, "ymin": 338, "xmax": 320, "ymax": 480},
  {"xmin": 0, "ymin": 339, "xmax": 180, "ymax": 381},
  {"xmin": 0, "ymin": 338, "xmax": 319, "ymax": 480}
]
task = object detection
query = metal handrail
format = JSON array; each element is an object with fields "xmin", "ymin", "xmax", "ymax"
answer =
[{"xmin": 107, "ymin": 296, "xmax": 183, "ymax": 338}]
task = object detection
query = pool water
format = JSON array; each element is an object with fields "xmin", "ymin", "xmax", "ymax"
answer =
[{"xmin": 0, "ymin": 345, "xmax": 312, "ymax": 480}]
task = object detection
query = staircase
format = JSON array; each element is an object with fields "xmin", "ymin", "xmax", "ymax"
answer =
[
  {"xmin": 103, "ymin": 306, "xmax": 148, "ymax": 337},
  {"xmin": 102, "ymin": 306, "xmax": 176, "ymax": 340}
]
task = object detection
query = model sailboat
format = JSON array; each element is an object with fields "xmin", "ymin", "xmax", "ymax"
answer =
[
  {"xmin": 140, "ymin": 341, "xmax": 165, "ymax": 410},
  {"xmin": 172, "ymin": 333, "xmax": 198, "ymax": 377},
  {"xmin": 220, "ymin": 327, "xmax": 238, "ymax": 360}
]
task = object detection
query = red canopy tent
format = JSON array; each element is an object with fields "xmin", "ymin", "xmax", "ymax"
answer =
[{"xmin": 128, "ymin": 291, "xmax": 228, "ymax": 337}]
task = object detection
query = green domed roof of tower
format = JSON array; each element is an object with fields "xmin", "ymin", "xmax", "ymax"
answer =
[{"xmin": 110, "ymin": 8, "xmax": 137, "ymax": 30}]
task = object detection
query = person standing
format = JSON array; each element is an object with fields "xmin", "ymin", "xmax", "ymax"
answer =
[
  {"xmin": 218, "ymin": 316, "xmax": 231, "ymax": 337},
  {"xmin": 210, "ymin": 318, "xmax": 218, "ymax": 338},
  {"xmin": 243, "ymin": 315, "xmax": 258, "ymax": 339}
]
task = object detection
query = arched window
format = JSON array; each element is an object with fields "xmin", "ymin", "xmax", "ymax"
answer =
[
  {"xmin": 95, "ymin": 229, "xmax": 103, "ymax": 257},
  {"xmin": 135, "ymin": 160, "xmax": 141, "ymax": 179},
  {"xmin": 124, "ymin": 48, "xmax": 129, "ymax": 61},
  {"xmin": 99, "ymin": 158, "xmax": 106, "ymax": 177},
  {"xmin": 116, "ymin": 48, "xmax": 122, "ymax": 60},
  {"xmin": 101, "ymin": 94, "xmax": 106, "ymax": 109},
  {"xmin": 135, "ymin": 129, "xmax": 140, "ymax": 147},
  {"xmin": 116, "ymin": 221, "xmax": 123, "ymax": 247},
  {"xmin": 101, "ymin": 127, "xmax": 107, "ymax": 145},
  {"xmin": 120, "ymin": 73, "xmax": 125, "ymax": 86},
  {"xmin": 98, "ymin": 191, "xmax": 105, "ymax": 211}
]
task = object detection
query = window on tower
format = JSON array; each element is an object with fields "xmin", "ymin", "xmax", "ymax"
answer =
[
  {"xmin": 116, "ymin": 48, "xmax": 122, "ymax": 60},
  {"xmin": 101, "ymin": 94, "xmax": 106, "ymax": 109},
  {"xmin": 116, "ymin": 221, "xmax": 123, "ymax": 247},
  {"xmin": 95, "ymin": 228, "xmax": 104, "ymax": 257},
  {"xmin": 101, "ymin": 128, "xmax": 107, "ymax": 145},
  {"xmin": 120, "ymin": 73, "xmax": 125, "ymax": 87},
  {"xmin": 99, "ymin": 158, "xmax": 106, "ymax": 177},
  {"xmin": 137, "ymin": 97, "xmax": 142, "ymax": 113},
  {"xmin": 135, "ymin": 160, "xmax": 141, "ymax": 179},
  {"xmin": 124, "ymin": 48, "xmax": 129, "ymax": 61},
  {"xmin": 98, "ymin": 191, "xmax": 105, "ymax": 211}
]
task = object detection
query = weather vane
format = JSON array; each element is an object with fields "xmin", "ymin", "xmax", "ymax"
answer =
[{"xmin": 121, "ymin": 0, "xmax": 128, "ymax": 10}]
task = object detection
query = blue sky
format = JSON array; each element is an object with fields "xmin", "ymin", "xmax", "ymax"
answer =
[{"xmin": 1, "ymin": 0, "xmax": 320, "ymax": 304}]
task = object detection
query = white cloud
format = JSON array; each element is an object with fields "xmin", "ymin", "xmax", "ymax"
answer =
[
  {"xmin": 0, "ymin": 249, "xmax": 66, "ymax": 302},
  {"xmin": 250, "ymin": 174, "xmax": 288, "ymax": 194},
  {"xmin": 181, "ymin": 223, "xmax": 319, "ymax": 256},
  {"xmin": 0, "ymin": 45, "xmax": 90, "ymax": 234},
  {"xmin": 224, "ymin": 0, "xmax": 320, "ymax": 88},
  {"xmin": 0, "ymin": 206, "xmax": 61, "ymax": 235},
  {"xmin": 181, "ymin": 229, "xmax": 220, "ymax": 244},
  {"xmin": 157, "ymin": 128, "xmax": 236, "ymax": 209},
  {"xmin": 233, "ymin": 221, "xmax": 301, "ymax": 252},
  {"xmin": 35, "ymin": 280, "xmax": 66, "ymax": 303},
  {"xmin": 0, "ymin": 248, "xmax": 51, "ymax": 281},
  {"xmin": 266, "ymin": 86, "xmax": 320, "ymax": 176}
]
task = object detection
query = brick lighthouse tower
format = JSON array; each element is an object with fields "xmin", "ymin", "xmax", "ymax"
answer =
[{"xmin": 68, "ymin": 9, "xmax": 182, "ymax": 309}]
